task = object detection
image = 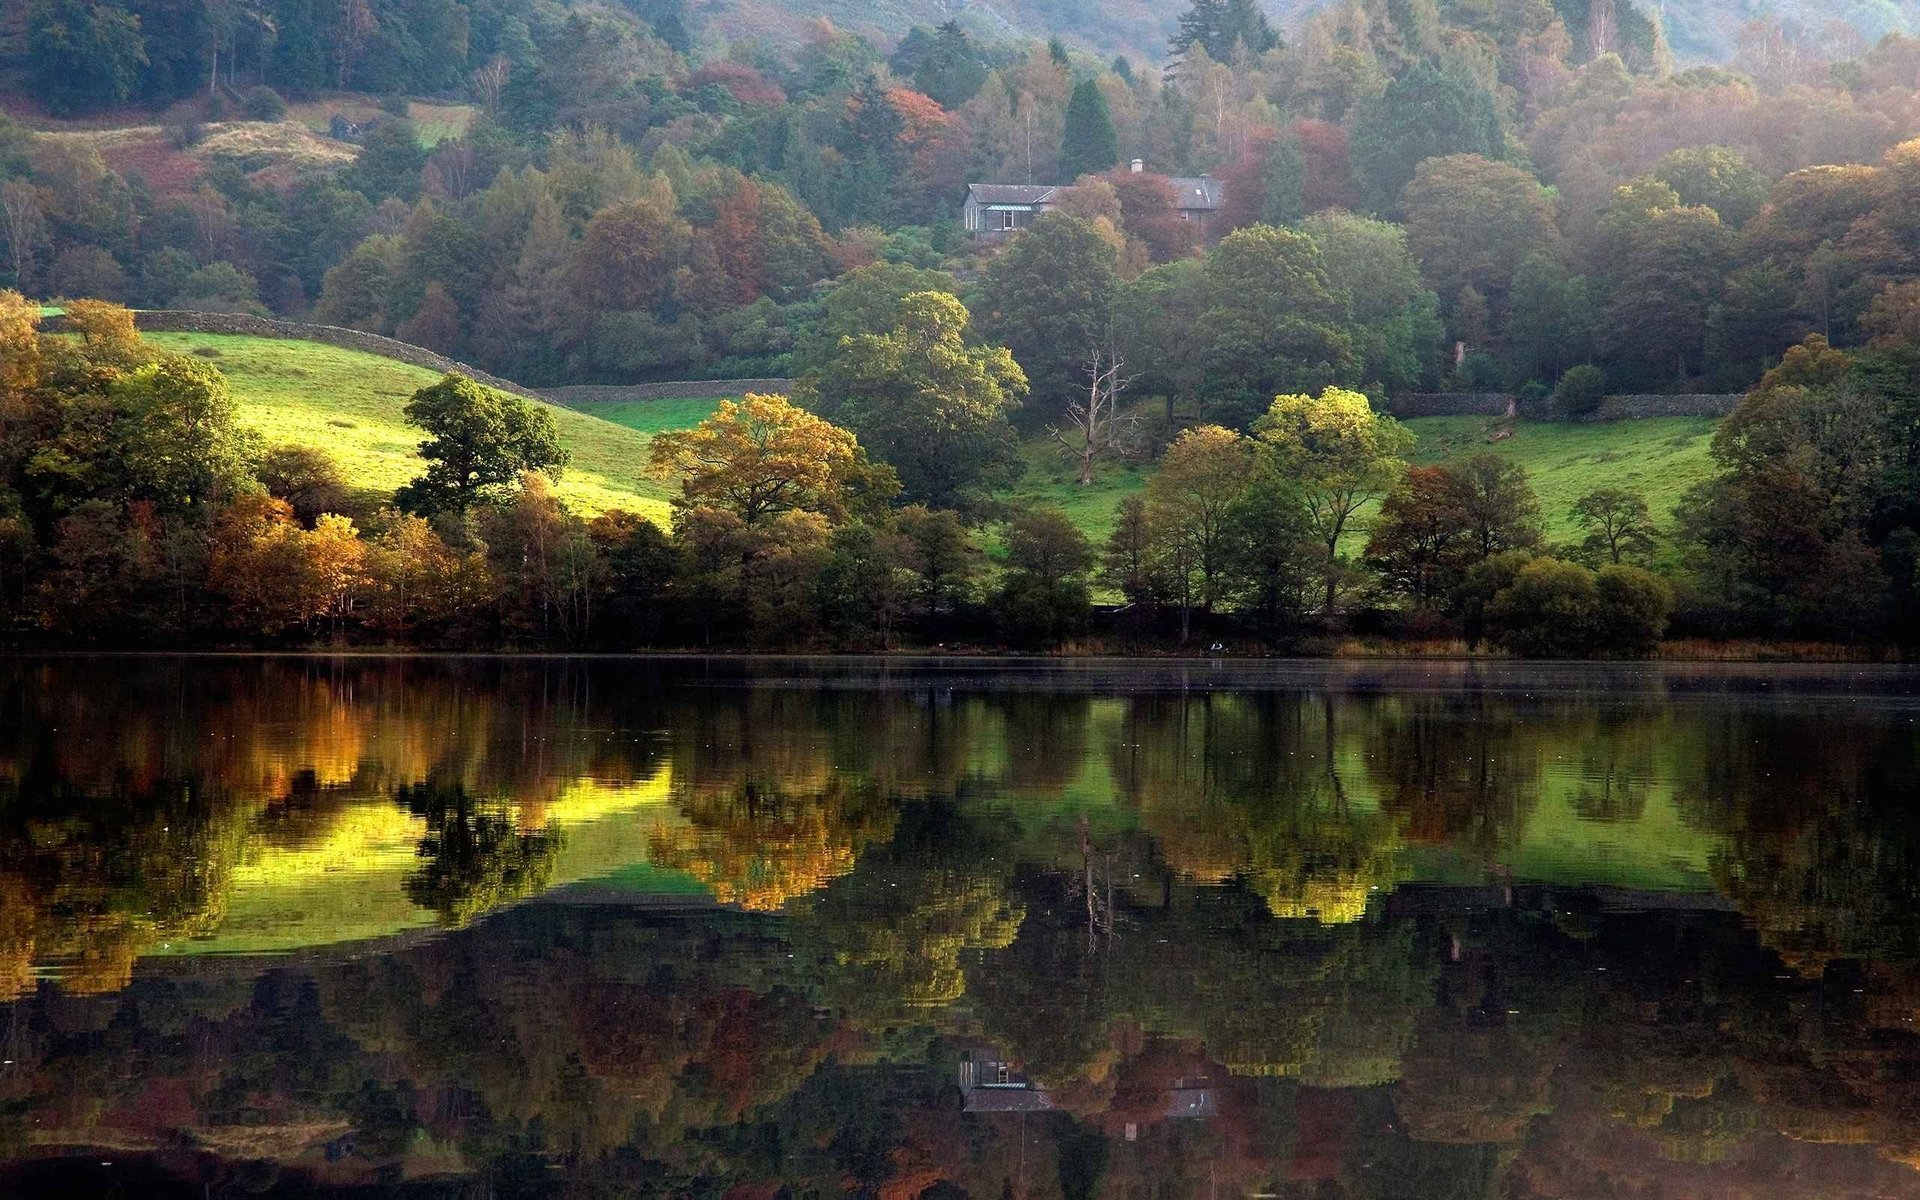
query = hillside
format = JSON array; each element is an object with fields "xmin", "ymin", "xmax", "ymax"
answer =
[
  {"xmin": 691, "ymin": 0, "xmax": 1916, "ymax": 62},
  {"xmin": 148, "ymin": 334, "xmax": 674, "ymax": 521}
]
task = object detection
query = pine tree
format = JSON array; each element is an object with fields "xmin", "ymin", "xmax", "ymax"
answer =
[
  {"xmin": 1059, "ymin": 79, "xmax": 1120, "ymax": 181},
  {"xmin": 1170, "ymin": 0, "xmax": 1278, "ymax": 63}
]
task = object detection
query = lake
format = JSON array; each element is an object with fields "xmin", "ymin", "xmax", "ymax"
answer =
[{"xmin": 3, "ymin": 655, "xmax": 1920, "ymax": 1197}]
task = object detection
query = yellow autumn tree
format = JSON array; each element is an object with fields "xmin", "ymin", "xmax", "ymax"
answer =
[{"xmin": 648, "ymin": 392, "xmax": 881, "ymax": 525}]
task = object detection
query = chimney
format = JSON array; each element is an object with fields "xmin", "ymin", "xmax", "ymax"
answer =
[{"xmin": 1130, "ymin": 158, "xmax": 1144, "ymax": 174}]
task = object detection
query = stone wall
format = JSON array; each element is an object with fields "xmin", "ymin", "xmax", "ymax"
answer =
[
  {"xmin": 1584, "ymin": 393, "xmax": 1742, "ymax": 421},
  {"xmin": 1388, "ymin": 392, "xmax": 1741, "ymax": 421},
  {"xmin": 542, "ymin": 379, "xmax": 796, "ymax": 405},
  {"xmin": 1388, "ymin": 393, "xmax": 1515, "ymax": 417}
]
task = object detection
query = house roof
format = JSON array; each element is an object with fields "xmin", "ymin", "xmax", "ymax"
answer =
[
  {"xmin": 966, "ymin": 184, "xmax": 1061, "ymax": 207},
  {"xmin": 1167, "ymin": 176, "xmax": 1224, "ymax": 211},
  {"xmin": 963, "ymin": 1086, "xmax": 1057, "ymax": 1113}
]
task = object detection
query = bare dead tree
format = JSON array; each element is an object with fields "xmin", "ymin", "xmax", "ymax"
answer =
[
  {"xmin": 472, "ymin": 55, "xmax": 511, "ymax": 114},
  {"xmin": 1586, "ymin": 0, "xmax": 1616, "ymax": 60},
  {"xmin": 0, "ymin": 180, "xmax": 45, "ymax": 291},
  {"xmin": 1051, "ymin": 350, "xmax": 1137, "ymax": 486}
]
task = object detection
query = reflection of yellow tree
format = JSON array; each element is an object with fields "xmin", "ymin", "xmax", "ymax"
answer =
[
  {"xmin": 798, "ymin": 864, "xmax": 1024, "ymax": 1007},
  {"xmin": 650, "ymin": 779, "xmax": 897, "ymax": 912},
  {"xmin": 1244, "ymin": 797, "xmax": 1406, "ymax": 924}
]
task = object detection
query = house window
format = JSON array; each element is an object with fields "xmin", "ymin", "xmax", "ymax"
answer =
[
  {"xmin": 996, "ymin": 209, "xmax": 1018, "ymax": 231},
  {"xmin": 996, "ymin": 1064, "xmax": 1010, "ymax": 1084}
]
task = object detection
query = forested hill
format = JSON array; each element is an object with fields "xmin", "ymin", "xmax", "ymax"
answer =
[{"xmin": 690, "ymin": 0, "xmax": 1920, "ymax": 65}]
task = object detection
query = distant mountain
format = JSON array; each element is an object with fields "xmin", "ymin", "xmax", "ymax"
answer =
[{"xmin": 689, "ymin": 0, "xmax": 1916, "ymax": 63}]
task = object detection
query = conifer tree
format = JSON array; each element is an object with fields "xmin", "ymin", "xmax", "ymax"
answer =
[{"xmin": 1059, "ymin": 79, "xmax": 1120, "ymax": 181}]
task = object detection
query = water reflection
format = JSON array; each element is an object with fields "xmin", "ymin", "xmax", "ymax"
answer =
[{"xmin": 1, "ymin": 656, "xmax": 1919, "ymax": 1196}]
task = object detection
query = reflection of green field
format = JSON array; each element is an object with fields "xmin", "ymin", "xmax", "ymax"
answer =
[{"xmin": 158, "ymin": 771, "xmax": 684, "ymax": 956}]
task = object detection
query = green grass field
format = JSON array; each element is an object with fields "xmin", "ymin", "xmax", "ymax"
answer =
[
  {"xmin": 1402, "ymin": 414, "xmax": 1720, "ymax": 543},
  {"xmin": 579, "ymin": 397, "xmax": 725, "ymax": 435},
  {"xmin": 147, "ymin": 334, "xmax": 674, "ymax": 522}
]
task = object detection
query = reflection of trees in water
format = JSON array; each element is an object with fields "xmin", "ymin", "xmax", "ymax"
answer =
[
  {"xmin": 0, "ymin": 774, "xmax": 250, "ymax": 1000},
  {"xmin": 1109, "ymin": 694, "xmax": 1408, "ymax": 923},
  {"xmin": 790, "ymin": 802, "xmax": 1026, "ymax": 1010},
  {"xmin": 650, "ymin": 778, "xmax": 898, "ymax": 912},
  {"xmin": 399, "ymin": 779, "xmax": 561, "ymax": 929}
]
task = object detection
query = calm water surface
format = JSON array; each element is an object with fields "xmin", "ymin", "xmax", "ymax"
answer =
[{"xmin": 3, "ymin": 656, "xmax": 1920, "ymax": 1197}]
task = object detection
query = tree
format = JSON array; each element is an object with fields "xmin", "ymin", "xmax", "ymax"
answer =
[
  {"xmin": 1653, "ymin": 147, "xmax": 1768, "ymax": 229},
  {"xmin": 1486, "ymin": 557, "xmax": 1599, "ymax": 657},
  {"xmin": 1553, "ymin": 364, "xmax": 1607, "ymax": 416},
  {"xmin": 1053, "ymin": 350, "xmax": 1137, "ymax": 486},
  {"xmin": 1571, "ymin": 488, "xmax": 1658, "ymax": 565},
  {"xmin": 1596, "ymin": 201, "xmax": 1734, "ymax": 384},
  {"xmin": 395, "ymin": 374, "xmax": 568, "ymax": 516},
  {"xmin": 801, "ymin": 291, "xmax": 1024, "ymax": 507},
  {"xmin": 1221, "ymin": 470, "xmax": 1315, "ymax": 637},
  {"xmin": 1364, "ymin": 466, "xmax": 1474, "ymax": 608},
  {"xmin": 977, "ymin": 214, "xmax": 1117, "ymax": 428},
  {"xmin": 1255, "ymin": 388, "xmax": 1414, "ymax": 616},
  {"xmin": 256, "ymin": 445, "xmax": 350, "ymax": 526},
  {"xmin": 1195, "ymin": 224, "xmax": 1356, "ymax": 427},
  {"xmin": 1146, "ymin": 424, "xmax": 1253, "ymax": 638},
  {"xmin": 1301, "ymin": 210, "xmax": 1446, "ymax": 394},
  {"xmin": 1059, "ymin": 79, "xmax": 1120, "ymax": 181},
  {"xmin": 1350, "ymin": 65, "xmax": 1503, "ymax": 214},
  {"xmin": 1113, "ymin": 258, "xmax": 1208, "ymax": 424},
  {"xmin": 1402, "ymin": 156, "xmax": 1560, "ymax": 340},
  {"xmin": 994, "ymin": 509, "xmax": 1093, "ymax": 646},
  {"xmin": 29, "ymin": 0, "xmax": 149, "ymax": 115},
  {"xmin": 1169, "ymin": 0, "xmax": 1277, "ymax": 62},
  {"xmin": 896, "ymin": 505, "xmax": 978, "ymax": 620},
  {"xmin": 1103, "ymin": 495, "xmax": 1158, "ymax": 608},
  {"xmin": 1507, "ymin": 254, "xmax": 1596, "ymax": 383},
  {"xmin": 648, "ymin": 393, "xmax": 872, "ymax": 525},
  {"xmin": 890, "ymin": 22, "xmax": 988, "ymax": 109},
  {"xmin": 815, "ymin": 521, "xmax": 908, "ymax": 646},
  {"xmin": 1452, "ymin": 454, "xmax": 1543, "ymax": 562}
]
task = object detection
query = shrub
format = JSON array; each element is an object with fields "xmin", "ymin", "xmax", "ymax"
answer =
[
  {"xmin": 1553, "ymin": 364, "xmax": 1607, "ymax": 417},
  {"xmin": 240, "ymin": 85, "xmax": 288, "ymax": 121},
  {"xmin": 380, "ymin": 93, "xmax": 412, "ymax": 118},
  {"xmin": 1488, "ymin": 557, "xmax": 1599, "ymax": 657},
  {"xmin": 1595, "ymin": 564, "xmax": 1672, "ymax": 655},
  {"xmin": 161, "ymin": 100, "xmax": 206, "ymax": 149}
]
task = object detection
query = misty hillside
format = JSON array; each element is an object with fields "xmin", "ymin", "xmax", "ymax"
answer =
[{"xmin": 693, "ymin": 0, "xmax": 1919, "ymax": 62}]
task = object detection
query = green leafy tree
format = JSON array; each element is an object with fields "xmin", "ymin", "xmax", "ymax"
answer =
[
  {"xmin": 1060, "ymin": 79, "xmax": 1120, "ymax": 181},
  {"xmin": 1146, "ymin": 424, "xmax": 1253, "ymax": 639},
  {"xmin": 1222, "ymin": 470, "xmax": 1316, "ymax": 637},
  {"xmin": 1571, "ymin": 487, "xmax": 1659, "ymax": 565},
  {"xmin": 977, "ymin": 214, "xmax": 1117, "ymax": 429},
  {"xmin": 1597, "ymin": 201, "xmax": 1735, "ymax": 385},
  {"xmin": 1301, "ymin": 210, "xmax": 1445, "ymax": 393},
  {"xmin": 896, "ymin": 504, "xmax": 979, "ymax": 620},
  {"xmin": 1653, "ymin": 147, "xmax": 1768, "ymax": 229},
  {"xmin": 1350, "ymin": 64, "xmax": 1503, "ymax": 214},
  {"xmin": 1170, "ymin": 0, "xmax": 1278, "ymax": 61},
  {"xmin": 1195, "ymin": 224, "xmax": 1356, "ymax": 427},
  {"xmin": 800, "ymin": 291, "xmax": 1026, "ymax": 507},
  {"xmin": 994, "ymin": 509, "xmax": 1093, "ymax": 646},
  {"xmin": 1402, "ymin": 155, "xmax": 1560, "ymax": 340},
  {"xmin": 28, "ymin": 0, "xmax": 148, "ymax": 115},
  {"xmin": 395, "ymin": 374, "xmax": 568, "ymax": 516}
]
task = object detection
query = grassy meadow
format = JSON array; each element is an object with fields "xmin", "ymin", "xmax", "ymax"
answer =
[
  {"xmin": 148, "ymin": 333, "xmax": 674, "ymax": 522},
  {"xmin": 158, "ymin": 331, "xmax": 1725, "ymax": 554}
]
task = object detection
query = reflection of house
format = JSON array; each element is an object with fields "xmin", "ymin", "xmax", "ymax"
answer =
[
  {"xmin": 964, "ymin": 161, "xmax": 1224, "ymax": 238},
  {"xmin": 958, "ymin": 1047, "xmax": 1056, "ymax": 1112}
]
